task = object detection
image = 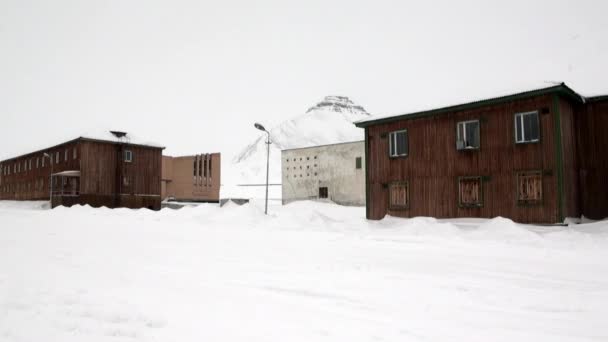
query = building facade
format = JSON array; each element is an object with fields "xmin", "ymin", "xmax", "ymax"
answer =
[
  {"xmin": 355, "ymin": 84, "xmax": 608, "ymax": 223},
  {"xmin": 0, "ymin": 133, "xmax": 164, "ymax": 210},
  {"xmin": 282, "ymin": 141, "xmax": 365, "ymax": 206},
  {"xmin": 161, "ymin": 153, "xmax": 220, "ymax": 202}
]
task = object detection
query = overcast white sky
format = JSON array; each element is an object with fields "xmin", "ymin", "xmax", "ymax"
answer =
[{"xmin": 1, "ymin": 0, "xmax": 607, "ymax": 160}]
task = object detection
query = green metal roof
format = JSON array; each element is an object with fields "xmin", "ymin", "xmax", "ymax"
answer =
[{"xmin": 354, "ymin": 83, "xmax": 585, "ymax": 128}]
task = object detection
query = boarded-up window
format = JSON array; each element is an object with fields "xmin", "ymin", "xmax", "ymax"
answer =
[
  {"xmin": 517, "ymin": 171, "xmax": 542, "ymax": 204},
  {"xmin": 459, "ymin": 177, "xmax": 482, "ymax": 207},
  {"xmin": 319, "ymin": 187, "xmax": 328, "ymax": 199},
  {"xmin": 389, "ymin": 182, "xmax": 409, "ymax": 209}
]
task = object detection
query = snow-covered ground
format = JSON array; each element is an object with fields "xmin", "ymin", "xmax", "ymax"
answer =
[{"xmin": 1, "ymin": 201, "xmax": 608, "ymax": 342}]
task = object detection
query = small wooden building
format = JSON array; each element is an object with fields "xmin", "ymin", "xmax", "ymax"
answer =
[
  {"xmin": 355, "ymin": 83, "xmax": 608, "ymax": 223},
  {"xmin": 0, "ymin": 131, "xmax": 164, "ymax": 210}
]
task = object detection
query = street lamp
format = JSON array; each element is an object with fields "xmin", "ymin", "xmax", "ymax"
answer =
[
  {"xmin": 43, "ymin": 153, "xmax": 52, "ymax": 208},
  {"xmin": 254, "ymin": 122, "xmax": 271, "ymax": 215}
]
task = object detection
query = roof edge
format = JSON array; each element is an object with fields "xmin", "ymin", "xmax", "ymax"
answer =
[
  {"xmin": 355, "ymin": 83, "xmax": 584, "ymax": 128},
  {"xmin": 586, "ymin": 95, "xmax": 608, "ymax": 103},
  {"xmin": 0, "ymin": 137, "xmax": 165, "ymax": 163},
  {"xmin": 281, "ymin": 140, "xmax": 364, "ymax": 152}
]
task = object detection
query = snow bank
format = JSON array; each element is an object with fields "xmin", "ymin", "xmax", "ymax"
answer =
[{"xmin": 1, "ymin": 200, "xmax": 608, "ymax": 342}]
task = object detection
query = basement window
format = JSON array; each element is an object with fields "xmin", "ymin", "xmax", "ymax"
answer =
[
  {"xmin": 456, "ymin": 120, "xmax": 480, "ymax": 150},
  {"xmin": 458, "ymin": 177, "xmax": 482, "ymax": 207},
  {"xmin": 389, "ymin": 181, "xmax": 409, "ymax": 209},
  {"xmin": 389, "ymin": 130, "xmax": 408, "ymax": 157},
  {"xmin": 124, "ymin": 150, "xmax": 132, "ymax": 163},
  {"xmin": 517, "ymin": 171, "xmax": 542, "ymax": 204},
  {"xmin": 515, "ymin": 111, "xmax": 540, "ymax": 143}
]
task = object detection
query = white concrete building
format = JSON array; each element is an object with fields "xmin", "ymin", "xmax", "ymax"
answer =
[{"xmin": 281, "ymin": 141, "xmax": 365, "ymax": 206}]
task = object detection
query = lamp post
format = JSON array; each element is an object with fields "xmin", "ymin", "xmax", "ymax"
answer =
[
  {"xmin": 254, "ymin": 122, "xmax": 271, "ymax": 215},
  {"xmin": 43, "ymin": 153, "xmax": 52, "ymax": 208}
]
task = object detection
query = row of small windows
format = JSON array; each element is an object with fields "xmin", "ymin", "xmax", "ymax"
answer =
[
  {"xmin": 286, "ymin": 172, "xmax": 318, "ymax": 179},
  {"xmin": 284, "ymin": 156, "xmax": 362, "ymax": 178},
  {"xmin": 0, "ymin": 147, "xmax": 78, "ymax": 176},
  {"xmin": 0, "ymin": 148, "xmax": 133, "ymax": 178},
  {"xmin": 388, "ymin": 171, "xmax": 543, "ymax": 209},
  {"xmin": 286, "ymin": 164, "xmax": 317, "ymax": 170},
  {"xmin": 388, "ymin": 111, "xmax": 541, "ymax": 156},
  {"xmin": 286, "ymin": 156, "xmax": 317, "ymax": 162}
]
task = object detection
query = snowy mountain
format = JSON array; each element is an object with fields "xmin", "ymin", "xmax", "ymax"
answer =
[{"xmin": 223, "ymin": 96, "xmax": 369, "ymax": 198}]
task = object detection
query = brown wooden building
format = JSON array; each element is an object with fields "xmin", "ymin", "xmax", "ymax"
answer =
[
  {"xmin": 0, "ymin": 132, "xmax": 164, "ymax": 210},
  {"xmin": 161, "ymin": 153, "xmax": 221, "ymax": 202},
  {"xmin": 355, "ymin": 84, "xmax": 608, "ymax": 223}
]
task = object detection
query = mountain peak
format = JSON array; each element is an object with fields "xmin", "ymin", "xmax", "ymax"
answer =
[{"xmin": 306, "ymin": 96, "xmax": 369, "ymax": 116}]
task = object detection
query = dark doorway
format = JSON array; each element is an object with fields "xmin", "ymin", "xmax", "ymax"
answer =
[{"xmin": 319, "ymin": 187, "xmax": 328, "ymax": 199}]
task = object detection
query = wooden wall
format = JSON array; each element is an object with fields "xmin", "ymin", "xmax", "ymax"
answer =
[
  {"xmin": 365, "ymin": 94, "xmax": 567, "ymax": 223},
  {"xmin": 0, "ymin": 139, "xmax": 162, "ymax": 210},
  {"xmin": 575, "ymin": 98, "xmax": 608, "ymax": 219},
  {"xmin": 0, "ymin": 141, "xmax": 81, "ymax": 200},
  {"xmin": 557, "ymin": 97, "xmax": 580, "ymax": 219},
  {"xmin": 80, "ymin": 141, "xmax": 162, "ymax": 209}
]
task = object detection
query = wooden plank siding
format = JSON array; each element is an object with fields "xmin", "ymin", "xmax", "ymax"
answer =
[
  {"xmin": 0, "ymin": 142, "xmax": 81, "ymax": 201},
  {"xmin": 557, "ymin": 97, "xmax": 580, "ymax": 219},
  {"xmin": 364, "ymin": 94, "xmax": 570, "ymax": 223},
  {"xmin": 1, "ymin": 138, "xmax": 163, "ymax": 210},
  {"xmin": 575, "ymin": 98, "xmax": 608, "ymax": 219},
  {"xmin": 77, "ymin": 141, "xmax": 162, "ymax": 210}
]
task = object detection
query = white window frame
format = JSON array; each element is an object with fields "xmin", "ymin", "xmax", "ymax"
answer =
[
  {"xmin": 514, "ymin": 111, "xmax": 540, "ymax": 143},
  {"xmin": 456, "ymin": 119, "xmax": 480, "ymax": 150},
  {"xmin": 124, "ymin": 150, "xmax": 132, "ymax": 163},
  {"xmin": 55, "ymin": 152, "xmax": 59, "ymax": 164},
  {"xmin": 389, "ymin": 129, "xmax": 408, "ymax": 157}
]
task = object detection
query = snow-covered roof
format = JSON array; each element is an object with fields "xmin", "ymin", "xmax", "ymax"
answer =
[
  {"xmin": 355, "ymin": 82, "xmax": 593, "ymax": 127},
  {"xmin": 0, "ymin": 129, "xmax": 164, "ymax": 162}
]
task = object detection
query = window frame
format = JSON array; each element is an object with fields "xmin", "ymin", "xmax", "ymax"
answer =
[
  {"xmin": 516, "ymin": 170, "xmax": 543, "ymax": 205},
  {"xmin": 388, "ymin": 181, "xmax": 409, "ymax": 210},
  {"xmin": 457, "ymin": 176, "xmax": 483, "ymax": 208},
  {"xmin": 456, "ymin": 119, "xmax": 481, "ymax": 150},
  {"xmin": 388, "ymin": 129, "xmax": 408, "ymax": 158},
  {"xmin": 124, "ymin": 150, "xmax": 133, "ymax": 163},
  {"xmin": 514, "ymin": 111, "xmax": 540, "ymax": 144}
]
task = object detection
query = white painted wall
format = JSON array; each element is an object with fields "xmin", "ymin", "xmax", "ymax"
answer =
[{"xmin": 281, "ymin": 141, "xmax": 365, "ymax": 206}]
